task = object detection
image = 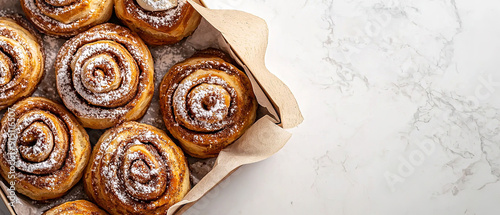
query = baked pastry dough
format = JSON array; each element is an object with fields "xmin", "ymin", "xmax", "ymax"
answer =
[
  {"xmin": 84, "ymin": 121, "xmax": 190, "ymax": 215},
  {"xmin": 55, "ymin": 23, "xmax": 155, "ymax": 129},
  {"xmin": 114, "ymin": 0, "xmax": 202, "ymax": 45},
  {"xmin": 0, "ymin": 97, "xmax": 90, "ymax": 200},
  {"xmin": 159, "ymin": 49, "xmax": 257, "ymax": 158},
  {"xmin": 20, "ymin": 0, "xmax": 113, "ymax": 37},
  {"xmin": 0, "ymin": 15, "xmax": 44, "ymax": 110},
  {"xmin": 44, "ymin": 200, "xmax": 108, "ymax": 215}
]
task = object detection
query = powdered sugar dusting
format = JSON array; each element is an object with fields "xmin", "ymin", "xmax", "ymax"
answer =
[
  {"xmin": 161, "ymin": 47, "xmax": 258, "ymax": 155},
  {"xmin": 0, "ymin": 15, "xmax": 45, "ymax": 109},
  {"xmin": 173, "ymin": 75, "xmax": 237, "ymax": 132},
  {"xmin": 124, "ymin": 0, "xmax": 187, "ymax": 28},
  {"xmin": 55, "ymin": 24, "xmax": 152, "ymax": 125},
  {"xmin": 188, "ymin": 84, "xmax": 229, "ymax": 121},
  {"xmin": 137, "ymin": 0, "xmax": 178, "ymax": 11},
  {"xmin": 11, "ymin": 111, "xmax": 66, "ymax": 174},
  {"xmin": 71, "ymin": 41, "xmax": 138, "ymax": 108},
  {"xmin": 21, "ymin": 0, "xmax": 112, "ymax": 36},
  {"xmin": 86, "ymin": 122, "xmax": 189, "ymax": 213},
  {"xmin": 0, "ymin": 97, "xmax": 89, "ymax": 211}
]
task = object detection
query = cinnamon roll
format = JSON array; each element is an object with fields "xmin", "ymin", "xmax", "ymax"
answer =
[
  {"xmin": 44, "ymin": 200, "xmax": 108, "ymax": 215},
  {"xmin": 20, "ymin": 0, "xmax": 113, "ymax": 37},
  {"xmin": 84, "ymin": 121, "xmax": 190, "ymax": 215},
  {"xmin": 0, "ymin": 15, "xmax": 44, "ymax": 110},
  {"xmin": 159, "ymin": 49, "xmax": 257, "ymax": 158},
  {"xmin": 55, "ymin": 23, "xmax": 155, "ymax": 129},
  {"xmin": 114, "ymin": 0, "xmax": 202, "ymax": 45},
  {"xmin": 0, "ymin": 97, "xmax": 90, "ymax": 200}
]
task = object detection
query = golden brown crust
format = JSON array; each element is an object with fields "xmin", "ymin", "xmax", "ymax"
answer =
[
  {"xmin": 159, "ymin": 49, "xmax": 257, "ymax": 158},
  {"xmin": 84, "ymin": 121, "xmax": 190, "ymax": 215},
  {"xmin": 0, "ymin": 15, "xmax": 44, "ymax": 110},
  {"xmin": 0, "ymin": 97, "xmax": 91, "ymax": 200},
  {"xmin": 55, "ymin": 23, "xmax": 155, "ymax": 129},
  {"xmin": 43, "ymin": 200, "xmax": 109, "ymax": 215},
  {"xmin": 114, "ymin": 0, "xmax": 202, "ymax": 45},
  {"xmin": 20, "ymin": 0, "xmax": 114, "ymax": 37}
]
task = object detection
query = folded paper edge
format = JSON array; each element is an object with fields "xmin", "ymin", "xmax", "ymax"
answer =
[{"xmin": 171, "ymin": 116, "xmax": 292, "ymax": 215}]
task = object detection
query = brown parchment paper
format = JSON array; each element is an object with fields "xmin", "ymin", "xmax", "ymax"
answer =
[{"xmin": 0, "ymin": 1, "xmax": 303, "ymax": 214}]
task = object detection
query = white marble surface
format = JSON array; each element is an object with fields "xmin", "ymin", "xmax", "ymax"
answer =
[{"xmin": 193, "ymin": 0, "xmax": 500, "ymax": 214}]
